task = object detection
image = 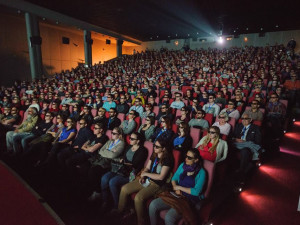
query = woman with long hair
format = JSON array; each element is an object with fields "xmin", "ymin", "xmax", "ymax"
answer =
[
  {"xmin": 100, "ymin": 132, "xmax": 148, "ymax": 212},
  {"xmin": 117, "ymin": 138, "xmax": 174, "ymax": 225},
  {"xmin": 173, "ymin": 123, "xmax": 193, "ymax": 156},
  {"xmin": 195, "ymin": 126, "xmax": 228, "ymax": 163},
  {"xmin": 149, "ymin": 148, "xmax": 205, "ymax": 225}
]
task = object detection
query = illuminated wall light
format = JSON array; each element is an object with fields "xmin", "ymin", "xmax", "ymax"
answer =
[
  {"xmin": 246, "ymin": 27, "xmax": 249, "ymax": 31},
  {"xmin": 244, "ymin": 37, "xmax": 248, "ymax": 42},
  {"xmin": 226, "ymin": 37, "xmax": 233, "ymax": 41},
  {"xmin": 174, "ymin": 40, "xmax": 179, "ymax": 46}
]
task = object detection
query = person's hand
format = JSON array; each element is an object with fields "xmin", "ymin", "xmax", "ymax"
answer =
[
  {"xmin": 175, "ymin": 190, "xmax": 182, "ymax": 196},
  {"xmin": 141, "ymin": 171, "xmax": 148, "ymax": 178},
  {"xmin": 119, "ymin": 158, "xmax": 124, "ymax": 163},
  {"xmin": 173, "ymin": 185, "xmax": 181, "ymax": 191},
  {"xmin": 235, "ymin": 138, "xmax": 245, "ymax": 143},
  {"xmin": 73, "ymin": 146, "xmax": 79, "ymax": 149},
  {"xmin": 139, "ymin": 177, "xmax": 145, "ymax": 184},
  {"xmin": 14, "ymin": 129, "xmax": 19, "ymax": 133}
]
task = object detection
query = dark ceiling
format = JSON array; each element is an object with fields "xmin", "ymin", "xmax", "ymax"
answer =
[{"xmin": 25, "ymin": 0, "xmax": 300, "ymax": 41}]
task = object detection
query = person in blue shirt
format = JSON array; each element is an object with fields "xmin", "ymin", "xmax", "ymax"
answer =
[
  {"xmin": 128, "ymin": 97, "xmax": 144, "ymax": 117},
  {"xmin": 149, "ymin": 148, "xmax": 206, "ymax": 225},
  {"xmin": 102, "ymin": 94, "xmax": 117, "ymax": 112}
]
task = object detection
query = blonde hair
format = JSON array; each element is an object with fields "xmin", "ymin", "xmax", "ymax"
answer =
[
  {"xmin": 200, "ymin": 126, "xmax": 220, "ymax": 154},
  {"xmin": 218, "ymin": 112, "xmax": 229, "ymax": 122}
]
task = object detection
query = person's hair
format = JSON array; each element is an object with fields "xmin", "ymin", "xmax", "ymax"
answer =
[
  {"xmin": 112, "ymin": 127, "xmax": 124, "ymax": 141},
  {"xmin": 181, "ymin": 106, "xmax": 189, "ymax": 113},
  {"xmin": 186, "ymin": 148, "xmax": 203, "ymax": 168},
  {"xmin": 175, "ymin": 92, "xmax": 182, "ymax": 97},
  {"xmin": 147, "ymin": 116, "xmax": 155, "ymax": 125},
  {"xmin": 161, "ymin": 116, "xmax": 172, "ymax": 129},
  {"xmin": 178, "ymin": 122, "xmax": 190, "ymax": 136},
  {"xmin": 228, "ymin": 99, "xmax": 237, "ymax": 108},
  {"xmin": 201, "ymin": 126, "xmax": 221, "ymax": 154},
  {"xmin": 110, "ymin": 107, "xmax": 117, "ymax": 114},
  {"xmin": 98, "ymin": 107, "xmax": 106, "ymax": 112},
  {"xmin": 29, "ymin": 107, "xmax": 38, "ymax": 115},
  {"xmin": 66, "ymin": 117, "xmax": 75, "ymax": 129},
  {"xmin": 95, "ymin": 122, "xmax": 105, "ymax": 133},
  {"xmin": 135, "ymin": 97, "xmax": 142, "ymax": 102},
  {"xmin": 218, "ymin": 112, "xmax": 229, "ymax": 122},
  {"xmin": 79, "ymin": 118, "xmax": 87, "ymax": 124},
  {"xmin": 131, "ymin": 131, "xmax": 145, "ymax": 146},
  {"xmin": 129, "ymin": 110, "xmax": 138, "ymax": 118},
  {"xmin": 145, "ymin": 104, "xmax": 153, "ymax": 111},
  {"xmin": 208, "ymin": 93, "xmax": 216, "ymax": 99},
  {"xmin": 151, "ymin": 137, "xmax": 172, "ymax": 164}
]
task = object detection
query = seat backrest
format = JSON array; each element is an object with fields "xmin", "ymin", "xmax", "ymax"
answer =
[
  {"xmin": 144, "ymin": 141, "xmax": 154, "ymax": 167},
  {"xmin": 91, "ymin": 108, "xmax": 97, "ymax": 117},
  {"xmin": 182, "ymin": 86, "xmax": 193, "ymax": 95},
  {"xmin": 280, "ymin": 99, "xmax": 288, "ymax": 108},
  {"xmin": 172, "ymin": 150, "xmax": 181, "ymax": 174},
  {"xmin": 190, "ymin": 128, "xmax": 201, "ymax": 148},
  {"xmin": 117, "ymin": 113, "xmax": 125, "ymax": 122},
  {"xmin": 203, "ymin": 160, "xmax": 215, "ymax": 198},
  {"xmin": 153, "ymin": 106, "xmax": 159, "ymax": 116},
  {"xmin": 204, "ymin": 113, "xmax": 213, "ymax": 126},
  {"xmin": 105, "ymin": 130, "xmax": 112, "ymax": 139}
]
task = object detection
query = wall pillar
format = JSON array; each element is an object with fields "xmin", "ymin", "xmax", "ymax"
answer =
[
  {"xmin": 117, "ymin": 39, "xmax": 123, "ymax": 57},
  {"xmin": 84, "ymin": 30, "xmax": 93, "ymax": 66},
  {"xmin": 25, "ymin": 12, "xmax": 43, "ymax": 80}
]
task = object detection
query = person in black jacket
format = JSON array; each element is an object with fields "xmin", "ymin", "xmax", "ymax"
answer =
[
  {"xmin": 57, "ymin": 118, "xmax": 93, "ymax": 169},
  {"xmin": 155, "ymin": 104, "xmax": 174, "ymax": 123},
  {"xmin": 232, "ymin": 113, "xmax": 262, "ymax": 182},
  {"xmin": 172, "ymin": 122, "xmax": 193, "ymax": 163},
  {"xmin": 100, "ymin": 132, "xmax": 148, "ymax": 211},
  {"xmin": 151, "ymin": 116, "xmax": 174, "ymax": 143},
  {"xmin": 116, "ymin": 95, "xmax": 130, "ymax": 114},
  {"xmin": 107, "ymin": 108, "xmax": 121, "ymax": 130}
]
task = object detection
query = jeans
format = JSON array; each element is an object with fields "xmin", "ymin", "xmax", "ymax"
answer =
[
  {"xmin": 101, "ymin": 172, "xmax": 129, "ymax": 208},
  {"xmin": 21, "ymin": 133, "xmax": 36, "ymax": 153},
  {"xmin": 149, "ymin": 198, "xmax": 181, "ymax": 225},
  {"xmin": 6, "ymin": 131, "xmax": 31, "ymax": 154}
]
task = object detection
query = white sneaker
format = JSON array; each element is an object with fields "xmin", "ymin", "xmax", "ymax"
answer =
[{"xmin": 88, "ymin": 191, "xmax": 101, "ymax": 202}]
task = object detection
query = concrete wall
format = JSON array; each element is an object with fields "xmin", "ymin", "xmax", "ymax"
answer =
[{"xmin": 139, "ymin": 30, "xmax": 300, "ymax": 53}]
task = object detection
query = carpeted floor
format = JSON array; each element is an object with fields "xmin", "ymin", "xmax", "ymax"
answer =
[
  {"xmin": 0, "ymin": 161, "xmax": 62, "ymax": 225},
  {"xmin": 213, "ymin": 121, "xmax": 300, "ymax": 225}
]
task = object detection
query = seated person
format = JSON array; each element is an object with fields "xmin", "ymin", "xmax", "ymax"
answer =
[
  {"xmin": 0, "ymin": 106, "xmax": 20, "ymax": 135},
  {"xmin": 151, "ymin": 116, "xmax": 174, "ymax": 143},
  {"xmin": 116, "ymin": 95, "xmax": 130, "ymax": 114},
  {"xmin": 120, "ymin": 110, "xmax": 138, "ymax": 135},
  {"xmin": 232, "ymin": 113, "xmax": 262, "ymax": 183},
  {"xmin": 219, "ymin": 99, "xmax": 240, "ymax": 120},
  {"xmin": 212, "ymin": 112, "xmax": 231, "ymax": 136},
  {"xmin": 58, "ymin": 104, "xmax": 70, "ymax": 119},
  {"xmin": 103, "ymin": 94, "xmax": 117, "ymax": 112},
  {"xmin": 128, "ymin": 97, "xmax": 144, "ymax": 117},
  {"xmin": 79, "ymin": 105, "xmax": 93, "ymax": 126},
  {"xmin": 188, "ymin": 109, "xmax": 209, "ymax": 130},
  {"xmin": 93, "ymin": 107, "xmax": 108, "ymax": 126},
  {"xmin": 141, "ymin": 104, "xmax": 155, "ymax": 119},
  {"xmin": 138, "ymin": 116, "xmax": 156, "ymax": 141},
  {"xmin": 173, "ymin": 122, "xmax": 193, "ymax": 157},
  {"xmin": 87, "ymin": 127, "xmax": 125, "ymax": 201},
  {"xmin": 175, "ymin": 106, "xmax": 190, "ymax": 125},
  {"xmin": 117, "ymin": 138, "xmax": 174, "ymax": 225},
  {"xmin": 149, "ymin": 148, "xmax": 205, "ymax": 225},
  {"xmin": 70, "ymin": 105, "xmax": 81, "ymax": 122},
  {"xmin": 155, "ymin": 104, "xmax": 173, "ymax": 123},
  {"xmin": 242, "ymin": 100, "xmax": 263, "ymax": 122},
  {"xmin": 202, "ymin": 94, "xmax": 220, "ymax": 117},
  {"xmin": 170, "ymin": 92, "xmax": 185, "ymax": 110},
  {"xmin": 100, "ymin": 132, "xmax": 148, "ymax": 211},
  {"xmin": 195, "ymin": 126, "xmax": 228, "ymax": 163},
  {"xmin": 107, "ymin": 108, "xmax": 121, "ymax": 130},
  {"xmin": 6, "ymin": 107, "xmax": 39, "ymax": 155}
]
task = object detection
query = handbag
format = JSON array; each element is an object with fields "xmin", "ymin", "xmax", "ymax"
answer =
[{"xmin": 111, "ymin": 161, "xmax": 124, "ymax": 174}]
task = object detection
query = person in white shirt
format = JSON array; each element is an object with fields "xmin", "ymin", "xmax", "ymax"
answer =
[
  {"xmin": 202, "ymin": 94, "xmax": 220, "ymax": 117},
  {"xmin": 212, "ymin": 112, "xmax": 231, "ymax": 136},
  {"xmin": 128, "ymin": 97, "xmax": 144, "ymax": 117}
]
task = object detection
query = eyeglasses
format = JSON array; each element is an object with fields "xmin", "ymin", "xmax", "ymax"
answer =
[
  {"xmin": 129, "ymin": 113, "xmax": 135, "ymax": 115},
  {"xmin": 228, "ymin": 103, "xmax": 234, "ymax": 105},
  {"xmin": 208, "ymin": 131, "xmax": 216, "ymax": 134},
  {"xmin": 79, "ymin": 123, "xmax": 85, "ymax": 125},
  {"xmin": 153, "ymin": 144, "xmax": 163, "ymax": 149},
  {"xmin": 186, "ymin": 155, "xmax": 195, "ymax": 160},
  {"xmin": 109, "ymin": 111, "xmax": 114, "ymax": 114},
  {"xmin": 241, "ymin": 118, "xmax": 250, "ymax": 120},
  {"xmin": 175, "ymin": 96, "xmax": 180, "ymax": 98},
  {"xmin": 130, "ymin": 137, "xmax": 138, "ymax": 141},
  {"xmin": 251, "ymin": 103, "xmax": 258, "ymax": 105},
  {"xmin": 209, "ymin": 97, "xmax": 214, "ymax": 99},
  {"xmin": 161, "ymin": 107, "xmax": 167, "ymax": 109},
  {"xmin": 67, "ymin": 121, "xmax": 72, "ymax": 123},
  {"xmin": 270, "ymin": 96, "xmax": 278, "ymax": 99},
  {"xmin": 45, "ymin": 115, "xmax": 51, "ymax": 117},
  {"xmin": 146, "ymin": 119, "xmax": 150, "ymax": 121},
  {"xmin": 161, "ymin": 120, "xmax": 165, "ymax": 123},
  {"xmin": 94, "ymin": 127, "xmax": 101, "ymax": 130},
  {"xmin": 196, "ymin": 112, "xmax": 203, "ymax": 114},
  {"xmin": 112, "ymin": 132, "xmax": 119, "ymax": 135},
  {"xmin": 219, "ymin": 116, "xmax": 225, "ymax": 119}
]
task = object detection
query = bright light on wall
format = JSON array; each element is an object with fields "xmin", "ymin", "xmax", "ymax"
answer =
[
  {"xmin": 217, "ymin": 36, "xmax": 224, "ymax": 44},
  {"xmin": 174, "ymin": 40, "xmax": 179, "ymax": 46},
  {"xmin": 244, "ymin": 37, "xmax": 248, "ymax": 42}
]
